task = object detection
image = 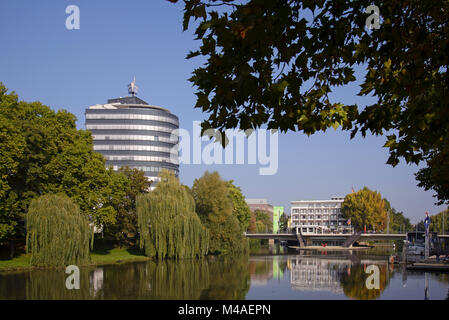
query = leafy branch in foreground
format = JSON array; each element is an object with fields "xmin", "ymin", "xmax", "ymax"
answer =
[{"xmin": 168, "ymin": 0, "xmax": 449, "ymax": 204}]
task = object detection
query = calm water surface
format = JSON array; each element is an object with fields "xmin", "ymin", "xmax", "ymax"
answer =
[{"xmin": 1, "ymin": 247, "xmax": 448, "ymax": 300}]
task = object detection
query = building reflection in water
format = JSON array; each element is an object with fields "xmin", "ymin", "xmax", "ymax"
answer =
[
  {"xmin": 290, "ymin": 256, "xmax": 347, "ymax": 293},
  {"xmin": 89, "ymin": 267, "xmax": 104, "ymax": 298},
  {"xmin": 247, "ymin": 253, "xmax": 393, "ymax": 299},
  {"xmin": 289, "ymin": 255, "xmax": 391, "ymax": 299}
]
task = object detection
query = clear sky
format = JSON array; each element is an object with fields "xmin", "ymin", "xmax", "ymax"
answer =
[{"xmin": 0, "ymin": 0, "xmax": 445, "ymax": 223}]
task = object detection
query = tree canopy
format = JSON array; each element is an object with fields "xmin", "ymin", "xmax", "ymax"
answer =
[
  {"xmin": 104, "ymin": 167, "xmax": 151, "ymax": 245},
  {"xmin": 341, "ymin": 187, "xmax": 387, "ymax": 231},
  {"xmin": 0, "ymin": 83, "xmax": 149, "ymax": 245},
  {"xmin": 192, "ymin": 171, "xmax": 247, "ymax": 254},
  {"xmin": 227, "ymin": 180, "xmax": 251, "ymax": 231},
  {"xmin": 137, "ymin": 170, "xmax": 209, "ymax": 259},
  {"xmin": 415, "ymin": 143, "xmax": 449, "ymax": 205},
  {"xmin": 26, "ymin": 193, "xmax": 93, "ymax": 267},
  {"xmin": 253, "ymin": 209, "xmax": 272, "ymax": 233},
  {"xmin": 169, "ymin": 0, "xmax": 449, "ymax": 204},
  {"xmin": 279, "ymin": 213, "xmax": 289, "ymax": 232},
  {"xmin": 383, "ymin": 199, "xmax": 413, "ymax": 233}
]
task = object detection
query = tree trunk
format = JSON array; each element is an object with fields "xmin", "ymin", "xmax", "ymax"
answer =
[{"xmin": 9, "ymin": 239, "xmax": 15, "ymax": 259}]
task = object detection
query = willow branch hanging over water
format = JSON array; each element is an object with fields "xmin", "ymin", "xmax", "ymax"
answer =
[
  {"xmin": 26, "ymin": 193, "xmax": 93, "ymax": 267},
  {"xmin": 137, "ymin": 170, "xmax": 209, "ymax": 259}
]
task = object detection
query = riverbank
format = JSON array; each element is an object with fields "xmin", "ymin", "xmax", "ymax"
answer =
[{"xmin": 0, "ymin": 247, "xmax": 151, "ymax": 272}]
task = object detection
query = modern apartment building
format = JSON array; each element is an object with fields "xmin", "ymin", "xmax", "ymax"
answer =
[
  {"xmin": 290, "ymin": 197, "xmax": 351, "ymax": 234},
  {"xmin": 85, "ymin": 78, "xmax": 179, "ymax": 187}
]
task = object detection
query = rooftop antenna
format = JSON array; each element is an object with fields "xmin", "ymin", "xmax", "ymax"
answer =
[{"xmin": 128, "ymin": 76, "xmax": 138, "ymax": 96}]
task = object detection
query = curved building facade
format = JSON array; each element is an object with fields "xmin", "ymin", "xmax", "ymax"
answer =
[{"xmin": 85, "ymin": 84, "xmax": 179, "ymax": 187}]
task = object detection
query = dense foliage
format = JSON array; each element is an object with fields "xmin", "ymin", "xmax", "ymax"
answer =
[
  {"xmin": 192, "ymin": 171, "xmax": 247, "ymax": 254},
  {"xmin": 253, "ymin": 209, "xmax": 272, "ymax": 233},
  {"xmin": 0, "ymin": 83, "xmax": 123, "ymax": 244},
  {"xmin": 415, "ymin": 144, "xmax": 449, "ymax": 205},
  {"xmin": 26, "ymin": 194, "xmax": 93, "ymax": 267},
  {"xmin": 279, "ymin": 213, "xmax": 289, "ymax": 232},
  {"xmin": 389, "ymin": 209, "xmax": 413, "ymax": 233},
  {"xmin": 169, "ymin": 0, "xmax": 449, "ymax": 204},
  {"xmin": 137, "ymin": 170, "xmax": 209, "ymax": 259},
  {"xmin": 384, "ymin": 199, "xmax": 413, "ymax": 233},
  {"xmin": 341, "ymin": 187, "xmax": 387, "ymax": 231},
  {"xmin": 104, "ymin": 167, "xmax": 151, "ymax": 245},
  {"xmin": 247, "ymin": 209, "xmax": 272, "ymax": 248},
  {"xmin": 0, "ymin": 83, "xmax": 152, "ymax": 249},
  {"xmin": 227, "ymin": 180, "xmax": 251, "ymax": 231}
]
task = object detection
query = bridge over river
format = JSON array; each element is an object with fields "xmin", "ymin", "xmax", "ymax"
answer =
[{"xmin": 244, "ymin": 232, "xmax": 449, "ymax": 247}]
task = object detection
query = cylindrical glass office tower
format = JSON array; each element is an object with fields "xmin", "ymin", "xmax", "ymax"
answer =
[{"xmin": 85, "ymin": 80, "xmax": 179, "ymax": 187}]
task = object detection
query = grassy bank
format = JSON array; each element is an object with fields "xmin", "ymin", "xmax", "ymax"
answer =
[{"xmin": 0, "ymin": 247, "xmax": 150, "ymax": 272}]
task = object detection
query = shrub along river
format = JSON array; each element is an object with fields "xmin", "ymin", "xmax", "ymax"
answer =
[{"xmin": 1, "ymin": 246, "xmax": 448, "ymax": 300}]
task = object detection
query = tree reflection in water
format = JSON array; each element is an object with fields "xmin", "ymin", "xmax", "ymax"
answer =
[
  {"xmin": 339, "ymin": 263, "xmax": 391, "ymax": 300},
  {"xmin": 287, "ymin": 255, "xmax": 392, "ymax": 299},
  {"xmin": 2, "ymin": 253, "xmax": 448, "ymax": 300},
  {"xmin": 0, "ymin": 254, "xmax": 250, "ymax": 300}
]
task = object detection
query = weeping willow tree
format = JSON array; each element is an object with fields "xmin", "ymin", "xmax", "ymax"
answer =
[
  {"xmin": 26, "ymin": 193, "xmax": 93, "ymax": 267},
  {"xmin": 137, "ymin": 170, "xmax": 209, "ymax": 259}
]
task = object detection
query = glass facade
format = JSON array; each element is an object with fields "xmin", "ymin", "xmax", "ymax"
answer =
[{"xmin": 85, "ymin": 97, "xmax": 179, "ymax": 186}]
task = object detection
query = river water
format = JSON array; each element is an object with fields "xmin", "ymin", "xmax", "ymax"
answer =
[{"xmin": 1, "ymin": 247, "xmax": 448, "ymax": 300}]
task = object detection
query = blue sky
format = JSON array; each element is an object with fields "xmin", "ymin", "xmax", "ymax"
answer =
[{"xmin": 0, "ymin": 0, "xmax": 445, "ymax": 223}]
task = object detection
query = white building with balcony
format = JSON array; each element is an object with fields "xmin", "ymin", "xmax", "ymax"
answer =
[{"xmin": 290, "ymin": 197, "xmax": 351, "ymax": 234}]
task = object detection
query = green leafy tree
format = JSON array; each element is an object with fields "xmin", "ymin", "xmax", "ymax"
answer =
[
  {"xmin": 254, "ymin": 209, "xmax": 272, "ymax": 233},
  {"xmin": 26, "ymin": 193, "xmax": 93, "ymax": 267},
  {"xmin": 248, "ymin": 211, "xmax": 257, "ymax": 233},
  {"xmin": 169, "ymin": 0, "xmax": 449, "ymax": 203},
  {"xmin": 0, "ymin": 83, "xmax": 124, "ymax": 245},
  {"xmin": 415, "ymin": 144, "xmax": 449, "ymax": 205},
  {"xmin": 103, "ymin": 167, "xmax": 151, "ymax": 245},
  {"xmin": 0, "ymin": 110, "xmax": 25, "ymax": 245},
  {"xmin": 341, "ymin": 187, "xmax": 387, "ymax": 231},
  {"xmin": 247, "ymin": 209, "xmax": 272, "ymax": 248},
  {"xmin": 383, "ymin": 199, "xmax": 413, "ymax": 233},
  {"xmin": 192, "ymin": 171, "xmax": 247, "ymax": 254},
  {"xmin": 227, "ymin": 180, "xmax": 251, "ymax": 231},
  {"xmin": 390, "ymin": 210, "xmax": 413, "ymax": 233},
  {"xmin": 137, "ymin": 170, "xmax": 209, "ymax": 259},
  {"xmin": 279, "ymin": 213, "xmax": 289, "ymax": 232},
  {"xmin": 431, "ymin": 209, "xmax": 449, "ymax": 234}
]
